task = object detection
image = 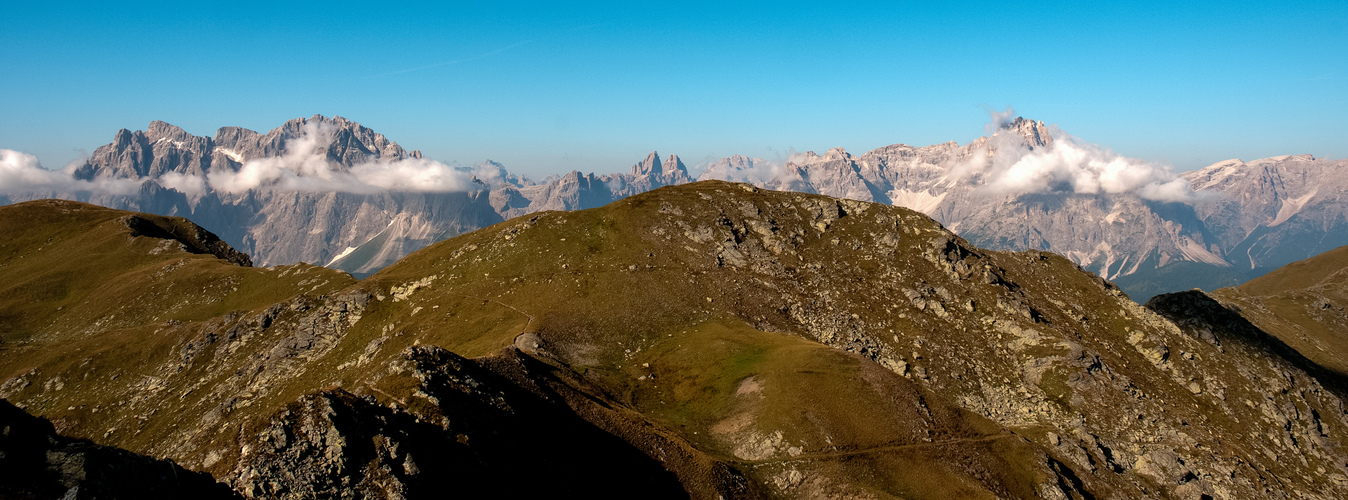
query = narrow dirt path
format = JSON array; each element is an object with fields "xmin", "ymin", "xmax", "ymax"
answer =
[
  {"xmin": 732, "ymin": 432, "xmax": 1018, "ymax": 466},
  {"xmin": 442, "ymin": 291, "xmax": 537, "ymax": 342}
]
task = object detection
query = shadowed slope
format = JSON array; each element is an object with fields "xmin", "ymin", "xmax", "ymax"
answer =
[{"xmin": 0, "ymin": 399, "xmax": 241, "ymax": 499}]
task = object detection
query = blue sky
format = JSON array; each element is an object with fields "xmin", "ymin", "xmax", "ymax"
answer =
[{"xmin": 2, "ymin": 1, "xmax": 1344, "ymax": 177}]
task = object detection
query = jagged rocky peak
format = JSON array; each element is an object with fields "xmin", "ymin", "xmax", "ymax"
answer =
[
  {"xmin": 697, "ymin": 154, "xmax": 771, "ymax": 183},
  {"xmin": 664, "ymin": 153, "xmax": 689, "ymax": 175},
  {"xmin": 723, "ymin": 154, "xmax": 757, "ymax": 166},
  {"xmin": 146, "ymin": 120, "xmax": 197, "ymax": 144},
  {"xmin": 790, "ymin": 146, "xmax": 854, "ymax": 166},
  {"xmin": 825, "ymin": 146, "xmax": 854, "ymax": 162},
  {"xmin": 77, "ymin": 120, "xmax": 215, "ymax": 179},
  {"xmin": 1001, "ymin": 116, "xmax": 1053, "ymax": 149},
  {"xmin": 211, "ymin": 114, "xmax": 419, "ymax": 168},
  {"xmin": 272, "ymin": 114, "xmax": 414, "ymax": 164},
  {"xmin": 629, "ymin": 151, "xmax": 690, "ymax": 178},
  {"xmin": 473, "ymin": 159, "xmax": 528, "ymax": 187},
  {"xmin": 632, "ymin": 151, "xmax": 663, "ymax": 176}
]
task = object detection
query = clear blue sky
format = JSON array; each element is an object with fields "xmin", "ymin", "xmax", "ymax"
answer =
[{"xmin": 2, "ymin": 1, "xmax": 1345, "ymax": 177}]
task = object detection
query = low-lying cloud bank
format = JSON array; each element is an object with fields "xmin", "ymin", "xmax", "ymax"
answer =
[
  {"xmin": 208, "ymin": 122, "xmax": 479, "ymax": 194},
  {"xmin": 953, "ymin": 125, "xmax": 1194, "ymax": 203},
  {"xmin": 0, "ymin": 149, "xmax": 144, "ymax": 196},
  {"xmin": 688, "ymin": 112, "xmax": 1195, "ymax": 203}
]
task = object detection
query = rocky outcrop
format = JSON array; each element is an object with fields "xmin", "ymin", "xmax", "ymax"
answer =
[
  {"xmin": 121, "ymin": 213, "xmax": 253, "ymax": 266},
  {"xmin": 230, "ymin": 347, "xmax": 749, "ymax": 499}
]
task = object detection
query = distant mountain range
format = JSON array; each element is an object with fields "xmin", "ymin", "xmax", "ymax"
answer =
[{"xmin": 3, "ymin": 115, "xmax": 1343, "ymax": 299}]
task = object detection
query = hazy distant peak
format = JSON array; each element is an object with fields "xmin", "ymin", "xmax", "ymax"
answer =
[
  {"xmin": 633, "ymin": 151, "xmax": 663, "ymax": 176},
  {"xmin": 664, "ymin": 153, "xmax": 689, "ymax": 175}
]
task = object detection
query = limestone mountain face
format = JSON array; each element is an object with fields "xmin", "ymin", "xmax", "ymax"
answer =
[
  {"xmin": 5, "ymin": 184, "xmax": 1348, "ymax": 498},
  {"xmin": 1182, "ymin": 154, "xmax": 1348, "ymax": 272},
  {"xmin": 705, "ymin": 119, "xmax": 1344, "ymax": 301},
  {"xmin": 697, "ymin": 154, "xmax": 776, "ymax": 184},
  {"xmin": 728, "ymin": 120, "xmax": 1226, "ymax": 295}
]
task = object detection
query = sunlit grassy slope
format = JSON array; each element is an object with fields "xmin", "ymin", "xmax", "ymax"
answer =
[{"xmin": 1211, "ymin": 244, "xmax": 1348, "ymax": 376}]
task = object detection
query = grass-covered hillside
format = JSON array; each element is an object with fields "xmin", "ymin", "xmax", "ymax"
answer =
[{"xmin": 3, "ymin": 183, "xmax": 1347, "ymax": 499}]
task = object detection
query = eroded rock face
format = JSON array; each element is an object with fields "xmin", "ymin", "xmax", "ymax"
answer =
[{"xmin": 1182, "ymin": 155, "xmax": 1348, "ymax": 272}]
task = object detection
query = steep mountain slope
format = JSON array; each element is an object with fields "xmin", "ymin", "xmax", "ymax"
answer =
[
  {"xmin": 1203, "ymin": 244, "xmax": 1348, "ymax": 378},
  {"xmin": 1182, "ymin": 155, "xmax": 1348, "ymax": 272},
  {"xmin": 4, "ymin": 183, "xmax": 1348, "ymax": 498}
]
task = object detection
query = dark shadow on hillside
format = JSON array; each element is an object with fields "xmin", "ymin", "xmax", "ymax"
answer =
[
  {"xmin": 238, "ymin": 345, "xmax": 756, "ymax": 499},
  {"xmin": 1146, "ymin": 290, "xmax": 1348, "ymax": 395},
  {"xmin": 0, "ymin": 400, "xmax": 241, "ymax": 499}
]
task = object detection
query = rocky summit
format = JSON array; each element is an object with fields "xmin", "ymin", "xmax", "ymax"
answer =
[{"xmin": 3, "ymin": 182, "xmax": 1348, "ymax": 498}]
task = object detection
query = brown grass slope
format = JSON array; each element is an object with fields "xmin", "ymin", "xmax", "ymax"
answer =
[
  {"xmin": 0, "ymin": 199, "xmax": 749, "ymax": 498},
  {"xmin": 366, "ymin": 180, "xmax": 1348, "ymax": 498},
  {"xmin": 4, "ymin": 184, "xmax": 1348, "ymax": 499},
  {"xmin": 1208, "ymin": 245, "xmax": 1348, "ymax": 377}
]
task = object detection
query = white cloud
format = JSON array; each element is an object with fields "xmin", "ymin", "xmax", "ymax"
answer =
[
  {"xmin": 207, "ymin": 121, "xmax": 476, "ymax": 194},
  {"xmin": 0, "ymin": 149, "xmax": 67, "ymax": 193},
  {"xmin": 350, "ymin": 157, "xmax": 475, "ymax": 192},
  {"xmin": 984, "ymin": 105, "xmax": 1017, "ymax": 135},
  {"xmin": 157, "ymin": 171, "xmax": 207, "ymax": 197},
  {"xmin": 954, "ymin": 118, "xmax": 1195, "ymax": 203},
  {"xmin": 697, "ymin": 155, "xmax": 781, "ymax": 185},
  {"xmin": 0, "ymin": 148, "xmax": 143, "ymax": 195}
]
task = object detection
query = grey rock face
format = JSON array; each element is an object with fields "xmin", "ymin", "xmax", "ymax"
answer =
[
  {"xmin": 716, "ymin": 120, "xmax": 1227, "ymax": 295},
  {"xmin": 1182, "ymin": 154, "xmax": 1348, "ymax": 272},
  {"xmin": 695, "ymin": 120, "xmax": 1344, "ymax": 300}
]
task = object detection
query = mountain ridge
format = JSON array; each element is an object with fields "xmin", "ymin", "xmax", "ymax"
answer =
[
  {"xmin": 6, "ymin": 182, "xmax": 1348, "ymax": 497},
  {"xmin": 4, "ymin": 114, "xmax": 1344, "ymax": 299}
]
